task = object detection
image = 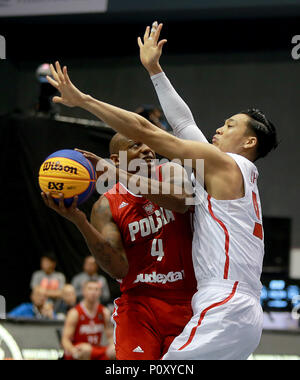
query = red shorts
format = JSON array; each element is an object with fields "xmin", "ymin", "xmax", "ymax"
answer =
[
  {"xmin": 112, "ymin": 292, "xmax": 193, "ymax": 360},
  {"xmin": 64, "ymin": 345, "xmax": 109, "ymax": 360}
]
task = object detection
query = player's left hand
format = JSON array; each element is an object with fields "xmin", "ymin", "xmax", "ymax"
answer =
[
  {"xmin": 41, "ymin": 192, "xmax": 87, "ymax": 225},
  {"xmin": 138, "ymin": 21, "xmax": 167, "ymax": 76},
  {"xmin": 74, "ymin": 148, "xmax": 112, "ymax": 180},
  {"xmin": 74, "ymin": 148, "xmax": 101, "ymax": 170},
  {"xmin": 46, "ymin": 61, "xmax": 87, "ymax": 108}
]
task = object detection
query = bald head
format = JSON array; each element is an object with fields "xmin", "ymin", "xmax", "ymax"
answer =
[
  {"xmin": 109, "ymin": 132, "xmax": 156, "ymax": 176},
  {"xmin": 109, "ymin": 133, "xmax": 131, "ymax": 155}
]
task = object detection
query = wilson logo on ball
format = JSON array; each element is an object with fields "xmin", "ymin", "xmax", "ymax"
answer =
[{"xmin": 42, "ymin": 161, "xmax": 78, "ymax": 175}]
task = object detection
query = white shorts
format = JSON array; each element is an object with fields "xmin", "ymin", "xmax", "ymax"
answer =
[{"xmin": 162, "ymin": 279, "xmax": 263, "ymax": 360}]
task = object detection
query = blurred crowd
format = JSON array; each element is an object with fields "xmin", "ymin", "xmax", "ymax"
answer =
[{"xmin": 8, "ymin": 253, "xmax": 112, "ymax": 321}]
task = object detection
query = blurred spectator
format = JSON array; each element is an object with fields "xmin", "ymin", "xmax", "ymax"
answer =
[
  {"xmin": 71, "ymin": 256, "xmax": 111, "ymax": 304},
  {"xmin": 135, "ymin": 104, "xmax": 171, "ymax": 131},
  {"xmin": 8, "ymin": 286, "xmax": 55, "ymax": 320},
  {"xmin": 54, "ymin": 284, "xmax": 77, "ymax": 320},
  {"xmin": 30, "ymin": 253, "xmax": 66, "ymax": 301},
  {"xmin": 62, "ymin": 280, "xmax": 115, "ymax": 360}
]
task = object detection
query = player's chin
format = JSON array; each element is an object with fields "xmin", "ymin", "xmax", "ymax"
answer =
[{"xmin": 212, "ymin": 140, "xmax": 222, "ymax": 150}]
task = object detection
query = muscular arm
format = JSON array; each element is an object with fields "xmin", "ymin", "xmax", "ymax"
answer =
[
  {"xmin": 46, "ymin": 62, "xmax": 242, "ymax": 200},
  {"xmin": 41, "ymin": 192, "xmax": 128, "ymax": 279},
  {"xmin": 61, "ymin": 308, "xmax": 79, "ymax": 356},
  {"xmin": 84, "ymin": 196, "xmax": 128, "ymax": 279},
  {"xmin": 80, "ymin": 99, "xmax": 240, "ymax": 199}
]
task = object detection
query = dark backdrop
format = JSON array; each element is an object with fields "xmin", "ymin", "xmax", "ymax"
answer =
[
  {"xmin": 0, "ymin": 115, "xmax": 115, "ymax": 311},
  {"xmin": 1, "ymin": 11, "xmax": 299, "ymax": 310}
]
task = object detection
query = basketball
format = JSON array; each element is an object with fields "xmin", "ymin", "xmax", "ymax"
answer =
[{"xmin": 38, "ymin": 149, "xmax": 96, "ymax": 206}]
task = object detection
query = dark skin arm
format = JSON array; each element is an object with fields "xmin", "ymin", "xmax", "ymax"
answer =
[
  {"xmin": 41, "ymin": 193, "xmax": 128, "ymax": 279},
  {"xmin": 90, "ymin": 195, "xmax": 128, "ymax": 278}
]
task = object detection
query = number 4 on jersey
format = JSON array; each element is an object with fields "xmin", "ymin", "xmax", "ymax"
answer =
[{"xmin": 151, "ymin": 239, "xmax": 165, "ymax": 262}]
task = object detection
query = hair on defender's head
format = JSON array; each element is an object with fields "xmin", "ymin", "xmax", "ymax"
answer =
[{"xmin": 240, "ymin": 108, "xmax": 278, "ymax": 160}]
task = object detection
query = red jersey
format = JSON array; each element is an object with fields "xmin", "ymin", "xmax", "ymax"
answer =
[
  {"xmin": 72, "ymin": 302, "xmax": 106, "ymax": 347},
  {"xmin": 104, "ymin": 176, "xmax": 196, "ymax": 300}
]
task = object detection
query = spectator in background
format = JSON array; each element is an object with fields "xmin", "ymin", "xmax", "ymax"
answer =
[
  {"xmin": 30, "ymin": 253, "xmax": 66, "ymax": 301},
  {"xmin": 8, "ymin": 286, "xmax": 55, "ymax": 320},
  {"xmin": 135, "ymin": 104, "xmax": 171, "ymax": 131},
  {"xmin": 54, "ymin": 284, "xmax": 77, "ymax": 320},
  {"xmin": 62, "ymin": 280, "xmax": 115, "ymax": 360},
  {"xmin": 71, "ymin": 256, "xmax": 111, "ymax": 304}
]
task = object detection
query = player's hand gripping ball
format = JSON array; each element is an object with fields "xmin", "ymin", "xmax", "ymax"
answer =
[{"xmin": 39, "ymin": 149, "xmax": 96, "ymax": 207}]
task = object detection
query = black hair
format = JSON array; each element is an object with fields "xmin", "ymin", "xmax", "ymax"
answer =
[
  {"xmin": 240, "ymin": 108, "xmax": 278, "ymax": 160},
  {"xmin": 41, "ymin": 252, "xmax": 57, "ymax": 262}
]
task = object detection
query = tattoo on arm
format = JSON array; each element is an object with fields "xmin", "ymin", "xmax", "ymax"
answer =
[{"xmin": 89, "ymin": 196, "xmax": 128, "ymax": 278}]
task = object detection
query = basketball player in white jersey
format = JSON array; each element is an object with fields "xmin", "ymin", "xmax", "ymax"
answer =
[
  {"xmin": 46, "ymin": 42, "xmax": 278, "ymax": 360},
  {"xmin": 137, "ymin": 22, "xmax": 279, "ymax": 359}
]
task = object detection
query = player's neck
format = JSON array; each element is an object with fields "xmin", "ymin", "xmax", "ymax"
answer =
[{"xmin": 83, "ymin": 300, "xmax": 98, "ymax": 313}]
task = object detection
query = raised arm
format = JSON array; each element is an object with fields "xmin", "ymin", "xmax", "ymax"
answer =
[
  {"xmin": 138, "ymin": 22, "xmax": 208, "ymax": 143},
  {"xmin": 46, "ymin": 62, "xmax": 241, "ymax": 200},
  {"xmin": 41, "ymin": 192, "xmax": 128, "ymax": 279}
]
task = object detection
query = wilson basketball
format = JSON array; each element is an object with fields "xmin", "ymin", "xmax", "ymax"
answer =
[{"xmin": 38, "ymin": 149, "xmax": 96, "ymax": 206}]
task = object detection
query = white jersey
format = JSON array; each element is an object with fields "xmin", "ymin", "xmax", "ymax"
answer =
[{"xmin": 192, "ymin": 153, "xmax": 264, "ymax": 294}]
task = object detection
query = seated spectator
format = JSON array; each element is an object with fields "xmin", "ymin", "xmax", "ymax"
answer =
[
  {"xmin": 30, "ymin": 252, "xmax": 66, "ymax": 301},
  {"xmin": 62, "ymin": 280, "xmax": 115, "ymax": 360},
  {"xmin": 8, "ymin": 286, "xmax": 56, "ymax": 320},
  {"xmin": 55, "ymin": 284, "xmax": 77, "ymax": 320},
  {"xmin": 71, "ymin": 256, "xmax": 111, "ymax": 304}
]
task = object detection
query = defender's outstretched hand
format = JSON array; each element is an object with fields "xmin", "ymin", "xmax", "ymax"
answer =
[
  {"xmin": 47, "ymin": 61, "xmax": 87, "ymax": 108},
  {"xmin": 137, "ymin": 21, "xmax": 167, "ymax": 76}
]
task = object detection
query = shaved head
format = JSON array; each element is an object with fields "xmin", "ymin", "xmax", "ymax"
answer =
[
  {"xmin": 109, "ymin": 133, "xmax": 131, "ymax": 155},
  {"xmin": 108, "ymin": 132, "xmax": 156, "ymax": 176}
]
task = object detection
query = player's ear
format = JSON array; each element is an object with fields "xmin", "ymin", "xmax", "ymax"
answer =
[
  {"xmin": 244, "ymin": 136, "xmax": 257, "ymax": 150},
  {"xmin": 110, "ymin": 154, "xmax": 120, "ymax": 167}
]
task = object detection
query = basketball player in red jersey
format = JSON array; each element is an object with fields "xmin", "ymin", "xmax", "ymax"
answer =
[
  {"xmin": 42, "ymin": 123, "xmax": 196, "ymax": 358},
  {"xmin": 62, "ymin": 280, "xmax": 115, "ymax": 360}
]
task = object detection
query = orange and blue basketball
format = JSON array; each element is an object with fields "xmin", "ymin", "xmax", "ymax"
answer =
[{"xmin": 38, "ymin": 149, "xmax": 96, "ymax": 206}]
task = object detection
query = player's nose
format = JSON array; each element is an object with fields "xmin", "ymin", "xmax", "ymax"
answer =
[{"xmin": 216, "ymin": 126, "xmax": 224, "ymax": 135}]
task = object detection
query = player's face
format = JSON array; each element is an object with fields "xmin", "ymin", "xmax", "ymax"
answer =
[
  {"xmin": 83, "ymin": 283, "xmax": 101, "ymax": 304},
  {"xmin": 212, "ymin": 114, "xmax": 253, "ymax": 153},
  {"xmin": 125, "ymin": 140, "xmax": 156, "ymax": 177}
]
